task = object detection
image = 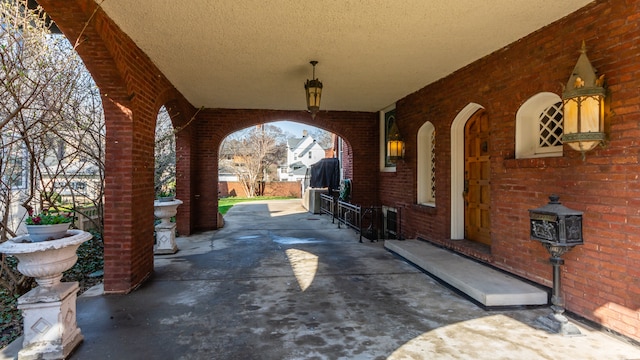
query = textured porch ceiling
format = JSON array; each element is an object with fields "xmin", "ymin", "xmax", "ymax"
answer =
[{"xmin": 98, "ymin": 0, "xmax": 593, "ymax": 112}]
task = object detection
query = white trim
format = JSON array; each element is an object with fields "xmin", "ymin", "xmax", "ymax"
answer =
[
  {"xmin": 515, "ymin": 92, "xmax": 563, "ymax": 159},
  {"xmin": 417, "ymin": 121, "xmax": 435, "ymax": 205},
  {"xmin": 450, "ymin": 103, "xmax": 484, "ymax": 240},
  {"xmin": 380, "ymin": 104, "xmax": 397, "ymax": 172}
]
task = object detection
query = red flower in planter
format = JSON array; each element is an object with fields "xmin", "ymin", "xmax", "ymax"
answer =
[{"xmin": 25, "ymin": 209, "xmax": 73, "ymax": 225}]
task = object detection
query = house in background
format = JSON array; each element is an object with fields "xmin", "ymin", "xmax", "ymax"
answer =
[
  {"xmin": 1, "ymin": 135, "xmax": 30, "ymax": 237},
  {"xmin": 281, "ymin": 130, "xmax": 327, "ymax": 182},
  {"xmin": 217, "ymin": 147, "xmax": 240, "ymax": 183},
  {"xmin": 1, "ymin": 135, "xmax": 103, "ymax": 236}
]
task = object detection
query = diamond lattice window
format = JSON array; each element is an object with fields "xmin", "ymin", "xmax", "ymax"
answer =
[
  {"xmin": 538, "ymin": 102, "xmax": 563, "ymax": 148},
  {"xmin": 417, "ymin": 121, "xmax": 435, "ymax": 205},
  {"xmin": 430, "ymin": 130, "xmax": 436, "ymax": 201}
]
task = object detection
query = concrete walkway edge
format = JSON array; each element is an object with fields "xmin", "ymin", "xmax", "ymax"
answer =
[{"xmin": 385, "ymin": 239, "xmax": 548, "ymax": 307}]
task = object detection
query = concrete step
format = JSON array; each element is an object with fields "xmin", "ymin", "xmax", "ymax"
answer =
[{"xmin": 385, "ymin": 239, "xmax": 548, "ymax": 307}]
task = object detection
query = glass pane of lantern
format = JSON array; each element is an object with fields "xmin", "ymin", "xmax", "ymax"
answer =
[
  {"xmin": 579, "ymin": 96, "xmax": 600, "ymax": 132},
  {"xmin": 387, "ymin": 140, "xmax": 402, "ymax": 157},
  {"xmin": 307, "ymin": 89, "xmax": 320, "ymax": 107},
  {"xmin": 563, "ymin": 99, "xmax": 578, "ymax": 134}
]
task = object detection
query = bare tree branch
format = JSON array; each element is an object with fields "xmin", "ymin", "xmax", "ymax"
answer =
[
  {"xmin": 0, "ymin": 0, "xmax": 106, "ymax": 294},
  {"xmin": 220, "ymin": 125, "xmax": 286, "ymax": 197}
]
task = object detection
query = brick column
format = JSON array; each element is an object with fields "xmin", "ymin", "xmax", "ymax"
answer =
[
  {"xmin": 37, "ymin": 0, "xmax": 182, "ymax": 293},
  {"xmin": 102, "ymin": 97, "xmax": 155, "ymax": 293}
]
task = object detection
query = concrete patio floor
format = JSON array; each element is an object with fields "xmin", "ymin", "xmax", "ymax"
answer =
[{"xmin": 3, "ymin": 199, "xmax": 640, "ymax": 359}]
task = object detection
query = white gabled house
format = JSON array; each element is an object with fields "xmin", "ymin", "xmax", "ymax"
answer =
[
  {"xmin": 1, "ymin": 133, "xmax": 103, "ymax": 238},
  {"xmin": 281, "ymin": 131, "xmax": 326, "ymax": 182}
]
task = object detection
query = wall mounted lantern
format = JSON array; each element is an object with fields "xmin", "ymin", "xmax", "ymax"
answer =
[
  {"xmin": 305, "ymin": 61, "xmax": 323, "ymax": 119},
  {"xmin": 387, "ymin": 122, "xmax": 405, "ymax": 160},
  {"xmin": 561, "ymin": 41, "xmax": 606, "ymax": 159}
]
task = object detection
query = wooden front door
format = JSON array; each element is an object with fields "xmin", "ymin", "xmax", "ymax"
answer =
[{"xmin": 464, "ymin": 110, "xmax": 491, "ymax": 245}]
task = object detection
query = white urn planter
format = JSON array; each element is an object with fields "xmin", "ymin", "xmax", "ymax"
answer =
[
  {"xmin": 0, "ymin": 230, "xmax": 92, "ymax": 359},
  {"xmin": 154, "ymin": 199, "xmax": 183, "ymax": 254}
]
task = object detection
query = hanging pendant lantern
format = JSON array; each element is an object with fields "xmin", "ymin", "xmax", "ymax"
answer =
[{"xmin": 304, "ymin": 61, "xmax": 323, "ymax": 119}]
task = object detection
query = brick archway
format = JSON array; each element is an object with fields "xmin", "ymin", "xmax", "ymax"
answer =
[
  {"xmin": 37, "ymin": 0, "xmax": 196, "ymax": 293},
  {"xmin": 190, "ymin": 109, "xmax": 379, "ymax": 231},
  {"xmin": 37, "ymin": 1, "xmax": 381, "ymax": 293}
]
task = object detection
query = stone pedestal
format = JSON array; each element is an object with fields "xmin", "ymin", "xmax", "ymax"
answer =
[
  {"xmin": 154, "ymin": 199, "xmax": 183, "ymax": 255},
  {"xmin": 0, "ymin": 230, "xmax": 92, "ymax": 360},
  {"xmin": 17, "ymin": 283, "xmax": 83, "ymax": 360},
  {"xmin": 155, "ymin": 222, "xmax": 178, "ymax": 254}
]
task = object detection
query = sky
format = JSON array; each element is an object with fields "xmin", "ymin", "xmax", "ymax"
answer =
[
  {"xmin": 269, "ymin": 121, "xmax": 322, "ymax": 138},
  {"xmin": 225, "ymin": 121, "xmax": 327, "ymax": 139}
]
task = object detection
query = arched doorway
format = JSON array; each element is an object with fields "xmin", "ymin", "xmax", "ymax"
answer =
[
  {"xmin": 463, "ymin": 110, "xmax": 491, "ymax": 245},
  {"xmin": 450, "ymin": 103, "xmax": 485, "ymax": 240}
]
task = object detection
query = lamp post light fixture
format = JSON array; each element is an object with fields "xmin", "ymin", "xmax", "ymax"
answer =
[
  {"xmin": 561, "ymin": 41, "xmax": 607, "ymax": 159},
  {"xmin": 305, "ymin": 60, "xmax": 323, "ymax": 119},
  {"xmin": 529, "ymin": 195, "xmax": 584, "ymax": 335}
]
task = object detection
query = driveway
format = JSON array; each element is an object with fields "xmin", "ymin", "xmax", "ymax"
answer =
[{"xmin": 5, "ymin": 199, "xmax": 638, "ymax": 359}]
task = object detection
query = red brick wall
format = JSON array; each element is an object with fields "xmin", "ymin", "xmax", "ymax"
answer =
[
  {"xmin": 218, "ymin": 181, "xmax": 302, "ymax": 198},
  {"xmin": 341, "ymin": 139, "xmax": 354, "ymax": 190},
  {"xmin": 167, "ymin": 99, "xmax": 198, "ymax": 237},
  {"xmin": 384, "ymin": 0, "xmax": 640, "ymax": 341}
]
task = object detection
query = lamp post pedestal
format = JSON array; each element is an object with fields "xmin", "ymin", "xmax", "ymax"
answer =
[
  {"xmin": 529, "ymin": 195, "xmax": 584, "ymax": 336},
  {"xmin": 536, "ymin": 245, "xmax": 581, "ymax": 336},
  {"xmin": 537, "ymin": 309, "xmax": 581, "ymax": 336}
]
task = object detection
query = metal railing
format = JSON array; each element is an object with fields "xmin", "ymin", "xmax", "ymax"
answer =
[
  {"xmin": 361, "ymin": 206, "xmax": 383, "ymax": 242},
  {"xmin": 319, "ymin": 193, "xmax": 335, "ymax": 223},
  {"xmin": 74, "ymin": 205, "xmax": 101, "ymax": 231},
  {"xmin": 319, "ymin": 196, "xmax": 389, "ymax": 243},
  {"xmin": 337, "ymin": 200, "xmax": 362, "ymax": 241}
]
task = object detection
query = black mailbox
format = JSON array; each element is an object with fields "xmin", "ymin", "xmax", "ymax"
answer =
[{"xmin": 529, "ymin": 195, "xmax": 583, "ymax": 246}]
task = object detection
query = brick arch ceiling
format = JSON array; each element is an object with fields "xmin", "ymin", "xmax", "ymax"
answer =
[{"xmin": 206, "ymin": 110, "xmax": 375, "ymax": 148}]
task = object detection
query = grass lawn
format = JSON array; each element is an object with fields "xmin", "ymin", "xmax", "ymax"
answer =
[{"xmin": 218, "ymin": 196, "xmax": 296, "ymax": 215}]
